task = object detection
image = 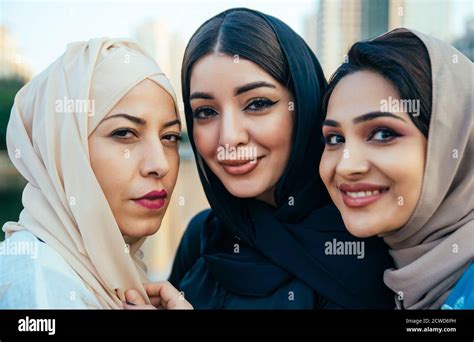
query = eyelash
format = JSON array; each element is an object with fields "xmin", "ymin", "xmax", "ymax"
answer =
[
  {"xmin": 110, "ymin": 128, "xmax": 137, "ymax": 139},
  {"xmin": 192, "ymin": 98, "xmax": 278, "ymax": 120},
  {"xmin": 324, "ymin": 127, "xmax": 402, "ymax": 146},
  {"xmin": 110, "ymin": 129, "xmax": 182, "ymax": 144}
]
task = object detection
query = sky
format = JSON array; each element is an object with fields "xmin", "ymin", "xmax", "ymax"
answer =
[
  {"xmin": 1, "ymin": 0, "xmax": 316, "ymax": 74},
  {"xmin": 1, "ymin": 0, "xmax": 473, "ymax": 75}
]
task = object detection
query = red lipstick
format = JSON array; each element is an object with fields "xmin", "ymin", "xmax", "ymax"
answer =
[{"xmin": 133, "ymin": 189, "xmax": 168, "ymax": 210}]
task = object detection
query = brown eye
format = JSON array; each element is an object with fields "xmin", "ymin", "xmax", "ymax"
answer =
[
  {"xmin": 110, "ymin": 128, "xmax": 137, "ymax": 139},
  {"xmin": 245, "ymin": 98, "xmax": 278, "ymax": 112},
  {"xmin": 162, "ymin": 134, "xmax": 182, "ymax": 143},
  {"xmin": 368, "ymin": 128, "xmax": 401, "ymax": 142},
  {"xmin": 324, "ymin": 134, "xmax": 344, "ymax": 146},
  {"xmin": 193, "ymin": 107, "xmax": 218, "ymax": 120}
]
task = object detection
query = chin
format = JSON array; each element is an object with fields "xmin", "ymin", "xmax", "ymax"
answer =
[
  {"xmin": 341, "ymin": 214, "xmax": 382, "ymax": 238},
  {"xmin": 225, "ymin": 182, "xmax": 264, "ymax": 199},
  {"xmin": 122, "ymin": 220, "xmax": 162, "ymax": 238}
]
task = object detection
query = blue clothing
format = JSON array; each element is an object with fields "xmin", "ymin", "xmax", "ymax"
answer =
[{"xmin": 442, "ymin": 263, "xmax": 474, "ymax": 310}]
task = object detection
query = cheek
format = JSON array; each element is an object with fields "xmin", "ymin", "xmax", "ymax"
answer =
[
  {"xmin": 319, "ymin": 150, "xmax": 338, "ymax": 187},
  {"xmin": 374, "ymin": 141, "xmax": 426, "ymax": 194},
  {"xmin": 251, "ymin": 110, "xmax": 293, "ymax": 156},
  {"xmin": 89, "ymin": 138, "xmax": 130, "ymax": 203},
  {"xmin": 164, "ymin": 149, "xmax": 180, "ymax": 188},
  {"xmin": 193, "ymin": 124, "xmax": 219, "ymax": 160}
]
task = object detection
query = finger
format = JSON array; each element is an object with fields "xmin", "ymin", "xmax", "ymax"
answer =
[
  {"xmin": 150, "ymin": 296, "xmax": 162, "ymax": 308},
  {"xmin": 122, "ymin": 301, "xmax": 156, "ymax": 310},
  {"xmin": 156, "ymin": 282, "xmax": 192, "ymax": 309},
  {"xmin": 125, "ymin": 288, "xmax": 147, "ymax": 306},
  {"xmin": 144, "ymin": 281, "xmax": 179, "ymax": 297},
  {"xmin": 144, "ymin": 281, "xmax": 193, "ymax": 310},
  {"xmin": 145, "ymin": 282, "xmax": 179, "ymax": 304}
]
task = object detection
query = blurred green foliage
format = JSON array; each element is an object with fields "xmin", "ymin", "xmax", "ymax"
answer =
[
  {"xmin": 0, "ymin": 78, "xmax": 25, "ymax": 150},
  {"xmin": 0, "ymin": 77, "xmax": 26, "ymax": 241}
]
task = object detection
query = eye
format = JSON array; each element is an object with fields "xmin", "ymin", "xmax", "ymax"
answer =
[
  {"xmin": 244, "ymin": 98, "xmax": 278, "ymax": 112},
  {"xmin": 193, "ymin": 107, "xmax": 218, "ymax": 120},
  {"xmin": 110, "ymin": 128, "xmax": 137, "ymax": 139},
  {"xmin": 368, "ymin": 128, "xmax": 401, "ymax": 142},
  {"xmin": 162, "ymin": 133, "xmax": 182, "ymax": 144},
  {"xmin": 324, "ymin": 134, "xmax": 345, "ymax": 146}
]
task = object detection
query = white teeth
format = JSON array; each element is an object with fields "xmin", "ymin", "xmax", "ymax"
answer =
[{"xmin": 345, "ymin": 190, "xmax": 383, "ymax": 198}]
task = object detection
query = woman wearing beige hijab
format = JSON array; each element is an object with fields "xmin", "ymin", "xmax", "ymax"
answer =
[
  {"xmin": 319, "ymin": 28, "xmax": 473, "ymax": 309},
  {"xmin": 0, "ymin": 38, "xmax": 192, "ymax": 309}
]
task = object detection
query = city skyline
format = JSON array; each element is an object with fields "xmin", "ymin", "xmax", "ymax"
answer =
[{"xmin": 1, "ymin": 0, "xmax": 472, "ymax": 79}]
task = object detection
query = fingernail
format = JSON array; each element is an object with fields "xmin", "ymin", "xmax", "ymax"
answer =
[{"xmin": 125, "ymin": 300, "xmax": 136, "ymax": 306}]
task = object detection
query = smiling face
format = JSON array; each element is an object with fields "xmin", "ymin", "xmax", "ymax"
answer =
[
  {"xmin": 319, "ymin": 70, "xmax": 427, "ymax": 237},
  {"xmin": 189, "ymin": 53, "xmax": 294, "ymax": 206},
  {"xmin": 89, "ymin": 79, "xmax": 180, "ymax": 239}
]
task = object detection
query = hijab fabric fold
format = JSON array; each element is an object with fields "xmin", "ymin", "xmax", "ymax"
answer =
[
  {"xmin": 3, "ymin": 38, "xmax": 178, "ymax": 308},
  {"xmin": 382, "ymin": 29, "xmax": 473, "ymax": 309}
]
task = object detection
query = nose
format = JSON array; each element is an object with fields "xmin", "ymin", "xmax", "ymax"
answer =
[
  {"xmin": 139, "ymin": 137, "xmax": 170, "ymax": 179},
  {"xmin": 335, "ymin": 144, "xmax": 370, "ymax": 180},
  {"xmin": 218, "ymin": 107, "xmax": 249, "ymax": 148}
]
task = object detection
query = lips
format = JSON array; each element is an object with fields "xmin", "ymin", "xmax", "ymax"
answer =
[
  {"xmin": 219, "ymin": 157, "xmax": 263, "ymax": 176},
  {"xmin": 338, "ymin": 183, "xmax": 389, "ymax": 208},
  {"xmin": 133, "ymin": 189, "xmax": 168, "ymax": 210}
]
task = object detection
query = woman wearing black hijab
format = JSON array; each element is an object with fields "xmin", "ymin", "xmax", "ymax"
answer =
[{"xmin": 168, "ymin": 8, "xmax": 395, "ymax": 309}]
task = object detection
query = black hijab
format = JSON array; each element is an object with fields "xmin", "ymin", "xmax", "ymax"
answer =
[{"xmin": 179, "ymin": 8, "xmax": 395, "ymax": 309}]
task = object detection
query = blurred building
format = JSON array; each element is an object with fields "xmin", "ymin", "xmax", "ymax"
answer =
[
  {"xmin": 134, "ymin": 20, "xmax": 186, "ymax": 106},
  {"xmin": 0, "ymin": 26, "xmax": 32, "ymax": 81},
  {"xmin": 453, "ymin": 17, "xmax": 474, "ymax": 61},
  {"xmin": 305, "ymin": 0, "xmax": 456, "ymax": 78},
  {"xmin": 388, "ymin": 0, "xmax": 454, "ymax": 42},
  {"xmin": 305, "ymin": 0, "xmax": 389, "ymax": 77}
]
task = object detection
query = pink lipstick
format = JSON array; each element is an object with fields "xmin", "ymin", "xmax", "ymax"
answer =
[
  {"xmin": 219, "ymin": 157, "xmax": 262, "ymax": 176},
  {"xmin": 338, "ymin": 183, "xmax": 389, "ymax": 208}
]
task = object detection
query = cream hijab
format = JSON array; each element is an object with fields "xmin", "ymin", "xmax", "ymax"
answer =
[
  {"xmin": 381, "ymin": 29, "xmax": 473, "ymax": 309},
  {"xmin": 3, "ymin": 38, "xmax": 178, "ymax": 308}
]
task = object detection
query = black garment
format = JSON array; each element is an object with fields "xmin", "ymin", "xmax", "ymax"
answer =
[{"xmin": 171, "ymin": 8, "xmax": 395, "ymax": 309}]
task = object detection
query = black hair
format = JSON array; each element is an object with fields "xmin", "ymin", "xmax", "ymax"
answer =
[
  {"xmin": 181, "ymin": 9, "xmax": 293, "ymax": 114},
  {"xmin": 323, "ymin": 29, "xmax": 432, "ymax": 137}
]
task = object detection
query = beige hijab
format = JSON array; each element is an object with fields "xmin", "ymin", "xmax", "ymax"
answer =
[
  {"xmin": 381, "ymin": 29, "xmax": 473, "ymax": 309},
  {"xmin": 3, "ymin": 38, "xmax": 178, "ymax": 308}
]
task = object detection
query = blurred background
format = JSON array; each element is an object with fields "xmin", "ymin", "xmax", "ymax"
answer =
[{"xmin": 1, "ymin": 0, "xmax": 472, "ymax": 280}]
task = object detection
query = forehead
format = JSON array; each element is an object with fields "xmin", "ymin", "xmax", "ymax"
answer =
[
  {"xmin": 106, "ymin": 79, "xmax": 177, "ymax": 120},
  {"xmin": 327, "ymin": 70, "xmax": 400, "ymax": 120},
  {"xmin": 190, "ymin": 53, "xmax": 277, "ymax": 90}
]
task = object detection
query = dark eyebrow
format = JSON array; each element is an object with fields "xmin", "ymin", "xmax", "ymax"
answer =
[
  {"xmin": 189, "ymin": 92, "xmax": 214, "ymax": 100},
  {"xmin": 323, "ymin": 111, "xmax": 407, "ymax": 128},
  {"xmin": 235, "ymin": 81, "xmax": 276, "ymax": 96},
  {"xmin": 102, "ymin": 113, "xmax": 146, "ymax": 125},
  {"xmin": 163, "ymin": 119, "xmax": 181, "ymax": 129},
  {"xmin": 322, "ymin": 119, "xmax": 341, "ymax": 127},
  {"xmin": 353, "ymin": 111, "xmax": 407, "ymax": 124},
  {"xmin": 189, "ymin": 81, "xmax": 276, "ymax": 101}
]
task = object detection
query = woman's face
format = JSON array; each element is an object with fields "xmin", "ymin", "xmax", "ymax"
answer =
[
  {"xmin": 189, "ymin": 53, "xmax": 294, "ymax": 205},
  {"xmin": 89, "ymin": 79, "xmax": 180, "ymax": 238},
  {"xmin": 319, "ymin": 70, "xmax": 427, "ymax": 237}
]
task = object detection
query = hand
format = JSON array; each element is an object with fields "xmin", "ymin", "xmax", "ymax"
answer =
[{"xmin": 123, "ymin": 281, "xmax": 193, "ymax": 310}]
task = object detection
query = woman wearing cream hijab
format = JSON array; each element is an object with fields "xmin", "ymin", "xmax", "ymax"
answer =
[
  {"xmin": 0, "ymin": 38, "xmax": 192, "ymax": 309},
  {"xmin": 320, "ymin": 28, "xmax": 473, "ymax": 309}
]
